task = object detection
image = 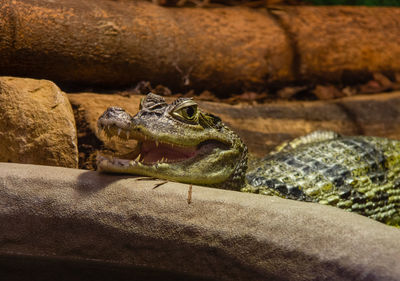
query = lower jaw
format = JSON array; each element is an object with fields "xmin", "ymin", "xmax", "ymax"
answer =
[
  {"xmin": 96, "ymin": 155, "xmax": 193, "ymax": 184},
  {"xmin": 96, "ymin": 154, "xmax": 192, "ymax": 173},
  {"xmin": 96, "ymin": 154, "xmax": 227, "ymax": 186},
  {"xmin": 97, "ymin": 142, "xmax": 215, "ymax": 171}
]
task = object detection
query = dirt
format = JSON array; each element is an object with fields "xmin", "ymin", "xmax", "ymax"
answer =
[{"xmin": 72, "ymin": 103, "xmax": 105, "ymax": 170}]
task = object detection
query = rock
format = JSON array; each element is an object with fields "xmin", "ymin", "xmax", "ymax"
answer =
[
  {"xmin": 1, "ymin": 162, "xmax": 400, "ymax": 281},
  {"xmin": 0, "ymin": 77, "xmax": 78, "ymax": 168},
  {"xmin": 68, "ymin": 91, "xmax": 400, "ymax": 158},
  {"xmin": 359, "ymin": 73, "xmax": 396, "ymax": 94},
  {"xmin": 276, "ymin": 86, "xmax": 307, "ymax": 99},
  {"xmin": 312, "ymin": 85, "xmax": 344, "ymax": 100}
]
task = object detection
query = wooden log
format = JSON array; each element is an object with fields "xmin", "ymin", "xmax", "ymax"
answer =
[
  {"xmin": 1, "ymin": 1, "xmax": 400, "ymax": 94},
  {"xmin": 270, "ymin": 6, "xmax": 400, "ymax": 84},
  {"xmin": 0, "ymin": 0, "xmax": 290, "ymax": 95}
]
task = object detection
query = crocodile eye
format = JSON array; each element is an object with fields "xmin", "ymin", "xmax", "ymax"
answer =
[
  {"xmin": 171, "ymin": 105, "xmax": 199, "ymax": 124},
  {"xmin": 176, "ymin": 105, "xmax": 198, "ymax": 122},
  {"xmin": 182, "ymin": 105, "xmax": 196, "ymax": 120},
  {"xmin": 170, "ymin": 99, "xmax": 199, "ymax": 123}
]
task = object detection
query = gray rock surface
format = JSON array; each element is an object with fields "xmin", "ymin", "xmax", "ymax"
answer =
[
  {"xmin": 0, "ymin": 77, "xmax": 78, "ymax": 168},
  {"xmin": 1, "ymin": 162, "xmax": 400, "ymax": 281}
]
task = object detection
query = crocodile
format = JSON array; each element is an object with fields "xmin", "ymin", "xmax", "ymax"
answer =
[{"xmin": 97, "ymin": 93, "xmax": 400, "ymax": 226}]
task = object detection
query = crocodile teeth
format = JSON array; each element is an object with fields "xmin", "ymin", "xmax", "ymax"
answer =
[
  {"xmin": 129, "ymin": 160, "xmax": 134, "ymax": 166},
  {"xmin": 126, "ymin": 131, "xmax": 130, "ymax": 139},
  {"xmin": 117, "ymin": 128, "xmax": 121, "ymax": 136},
  {"xmin": 135, "ymin": 154, "xmax": 141, "ymax": 162},
  {"xmin": 161, "ymin": 157, "xmax": 165, "ymax": 162},
  {"xmin": 156, "ymin": 140, "xmax": 159, "ymax": 147}
]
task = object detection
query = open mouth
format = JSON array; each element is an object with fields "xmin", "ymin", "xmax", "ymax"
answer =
[
  {"xmin": 97, "ymin": 125, "xmax": 227, "ymax": 168},
  {"xmin": 139, "ymin": 141, "xmax": 197, "ymax": 164},
  {"xmin": 138, "ymin": 139, "xmax": 229, "ymax": 165}
]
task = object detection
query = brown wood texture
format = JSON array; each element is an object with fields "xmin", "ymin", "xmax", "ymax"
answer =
[
  {"xmin": 271, "ymin": 6, "xmax": 400, "ymax": 84},
  {"xmin": 0, "ymin": 1, "xmax": 400, "ymax": 94},
  {"xmin": 0, "ymin": 0, "xmax": 289, "ymax": 95}
]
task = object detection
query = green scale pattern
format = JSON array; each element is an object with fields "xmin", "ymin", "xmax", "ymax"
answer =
[{"xmin": 244, "ymin": 136, "xmax": 400, "ymax": 226}]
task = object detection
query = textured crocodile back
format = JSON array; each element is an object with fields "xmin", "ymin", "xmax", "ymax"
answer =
[{"xmin": 245, "ymin": 136, "xmax": 400, "ymax": 225}]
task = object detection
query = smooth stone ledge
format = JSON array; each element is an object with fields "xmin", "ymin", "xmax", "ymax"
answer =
[{"xmin": 0, "ymin": 163, "xmax": 400, "ymax": 281}]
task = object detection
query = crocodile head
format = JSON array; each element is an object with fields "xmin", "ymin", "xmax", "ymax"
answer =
[{"xmin": 97, "ymin": 93, "xmax": 248, "ymax": 190}]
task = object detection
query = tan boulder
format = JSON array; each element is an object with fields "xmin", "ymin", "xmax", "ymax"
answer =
[
  {"xmin": 0, "ymin": 77, "xmax": 78, "ymax": 167},
  {"xmin": 1, "ymin": 162, "xmax": 400, "ymax": 281}
]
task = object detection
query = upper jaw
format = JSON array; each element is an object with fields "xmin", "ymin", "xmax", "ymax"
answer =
[
  {"xmin": 98, "ymin": 111, "xmax": 225, "ymax": 149},
  {"xmin": 96, "ymin": 106, "xmax": 232, "ymax": 170}
]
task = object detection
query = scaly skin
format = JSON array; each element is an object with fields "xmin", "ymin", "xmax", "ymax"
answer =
[
  {"xmin": 97, "ymin": 93, "xmax": 400, "ymax": 226},
  {"xmin": 97, "ymin": 93, "xmax": 247, "ymax": 189}
]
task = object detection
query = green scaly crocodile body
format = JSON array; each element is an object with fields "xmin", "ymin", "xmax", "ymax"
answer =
[{"xmin": 97, "ymin": 93, "xmax": 400, "ymax": 226}]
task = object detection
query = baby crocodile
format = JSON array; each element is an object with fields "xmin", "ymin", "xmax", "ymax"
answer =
[{"xmin": 97, "ymin": 93, "xmax": 400, "ymax": 226}]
